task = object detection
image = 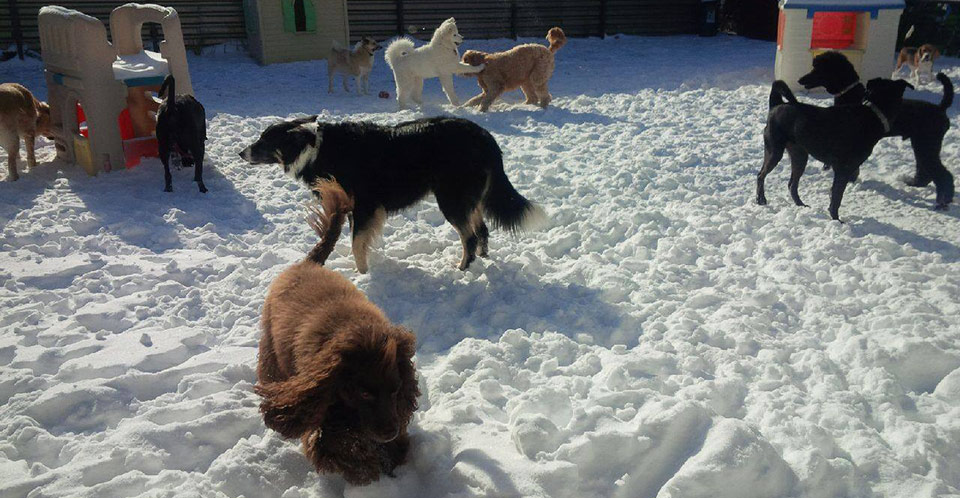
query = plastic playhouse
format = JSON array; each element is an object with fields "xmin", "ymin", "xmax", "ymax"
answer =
[
  {"xmin": 775, "ymin": 0, "xmax": 904, "ymax": 91},
  {"xmin": 38, "ymin": 3, "xmax": 194, "ymax": 175}
]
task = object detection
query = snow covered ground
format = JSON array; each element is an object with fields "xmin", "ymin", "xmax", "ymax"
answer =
[{"xmin": 1, "ymin": 34, "xmax": 959, "ymax": 498}]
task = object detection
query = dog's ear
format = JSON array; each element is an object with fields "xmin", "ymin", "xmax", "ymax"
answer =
[
  {"xmin": 255, "ymin": 343, "xmax": 343, "ymax": 438},
  {"xmin": 899, "ymin": 80, "xmax": 915, "ymax": 91},
  {"xmin": 394, "ymin": 327, "xmax": 420, "ymax": 422}
]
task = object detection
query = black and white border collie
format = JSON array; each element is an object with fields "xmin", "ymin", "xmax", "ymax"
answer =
[{"xmin": 239, "ymin": 116, "xmax": 547, "ymax": 272}]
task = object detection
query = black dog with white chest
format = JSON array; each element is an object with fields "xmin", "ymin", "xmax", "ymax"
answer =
[
  {"xmin": 757, "ymin": 78, "xmax": 913, "ymax": 221},
  {"xmin": 157, "ymin": 75, "xmax": 208, "ymax": 193},
  {"xmin": 239, "ymin": 116, "xmax": 546, "ymax": 272},
  {"xmin": 797, "ymin": 51, "xmax": 954, "ymax": 210}
]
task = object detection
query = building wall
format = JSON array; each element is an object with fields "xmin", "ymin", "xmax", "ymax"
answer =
[{"xmin": 255, "ymin": 0, "xmax": 349, "ymax": 64}]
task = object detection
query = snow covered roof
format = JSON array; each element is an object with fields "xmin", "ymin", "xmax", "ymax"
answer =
[{"xmin": 780, "ymin": 0, "xmax": 904, "ymax": 12}]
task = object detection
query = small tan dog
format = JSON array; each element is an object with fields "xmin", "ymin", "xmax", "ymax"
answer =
[
  {"xmin": 461, "ymin": 27, "xmax": 566, "ymax": 112},
  {"xmin": 894, "ymin": 44, "xmax": 940, "ymax": 86},
  {"xmin": 0, "ymin": 83, "xmax": 53, "ymax": 181},
  {"xmin": 328, "ymin": 37, "xmax": 382, "ymax": 95}
]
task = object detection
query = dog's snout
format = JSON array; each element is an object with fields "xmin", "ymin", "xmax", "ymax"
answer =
[
  {"xmin": 239, "ymin": 147, "xmax": 252, "ymax": 162},
  {"xmin": 375, "ymin": 426, "xmax": 400, "ymax": 443}
]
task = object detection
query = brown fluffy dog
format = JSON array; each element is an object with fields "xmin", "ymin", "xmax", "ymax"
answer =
[
  {"xmin": 461, "ymin": 27, "xmax": 566, "ymax": 112},
  {"xmin": 256, "ymin": 180, "xmax": 419, "ymax": 485},
  {"xmin": 0, "ymin": 83, "xmax": 53, "ymax": 181}
]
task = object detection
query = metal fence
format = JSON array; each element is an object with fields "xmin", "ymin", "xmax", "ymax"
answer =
[
  {"xmin": 0, "ymin": 0, "xmax": 703, "ymax": 60},
  {"xmin": 1, "ymin": 0, "xmax": 246, "ymax": 58},
  {"xmin": 348, "ymin": 0, "xmax": 702, "ymax": 42}
]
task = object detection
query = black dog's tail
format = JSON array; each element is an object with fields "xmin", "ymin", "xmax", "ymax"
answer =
[
  {"xmin": 483, "ymin": 166, "xmax": 548, "ymax": 234},
  {"xmin": 769, "ymin": 80, "xmax": 799, "ymax": 109},
  {"xmin": 937, "ymin": 73, "xmax": 953, "ymax": 110},
  {"xmin": 305, "ymin": 179, "xmax": 354, "ymax": 265},
  {"xmin": 159, "ymin": 74, "xmax": 176, "ymax": 106}
]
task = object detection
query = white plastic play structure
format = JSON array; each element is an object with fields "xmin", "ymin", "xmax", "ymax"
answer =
[
  {"xmin": 38, "ymin": 3, "xmax": 193, "ymax": 175},
  {"xmin": 775, "ymin": 0, "xmax": 904, "ymax": 92}
]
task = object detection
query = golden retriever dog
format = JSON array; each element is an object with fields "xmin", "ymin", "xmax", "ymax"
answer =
[
  {"xmin": 461, "ymin": 27, "xmax": 566, "ymax": 112},
  {"xmin": 255, "ymin": 180, "xmax": 419, "ymax": 485},
  {"xmin": 0, "ymin": 83, "xmax": 53, "ymax": 181}
]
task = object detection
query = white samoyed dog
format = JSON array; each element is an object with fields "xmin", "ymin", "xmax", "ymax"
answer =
[{"xmin": 384, "ymin": 18, "xmax": 484, "ymax": 108}]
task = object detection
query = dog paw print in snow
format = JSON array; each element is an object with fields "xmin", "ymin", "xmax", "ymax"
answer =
[{"xmin": 140, "ymin": 333, "xmax": 153, "ymax": 347}]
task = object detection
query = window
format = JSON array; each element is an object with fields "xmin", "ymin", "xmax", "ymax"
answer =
[{"xmin": 282, "ymin": 0, "xmax": 316, "ymax": 33}]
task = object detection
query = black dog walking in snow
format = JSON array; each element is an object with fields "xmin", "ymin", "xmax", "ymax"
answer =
[
  {"xmin": 797, "ymin": 51, "xmax": 954, "ymax": 210},
  {"xmin": 157, "ymin": 75, "xmax": 208, "ymax": 193},
  {"xmin": 239, "ymin": 116, "xmax": 546, "ymax": 272},
  {"xmin": 756, "ymin": 78, "xmax": 913, "ymax": 221}
]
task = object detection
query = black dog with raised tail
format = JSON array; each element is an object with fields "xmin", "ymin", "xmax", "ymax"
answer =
[
  {"xmin": 157, "ymin": 75, "xmax": 208, "ymax": 193},
  {"xmin": 756, "ymin": 78, "xmax": 913, "ymax": 221}
]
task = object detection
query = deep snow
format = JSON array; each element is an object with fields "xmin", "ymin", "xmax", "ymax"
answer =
[{"xmin": 1, "ymin": 34, "xmax": 959, "ymax": 498}]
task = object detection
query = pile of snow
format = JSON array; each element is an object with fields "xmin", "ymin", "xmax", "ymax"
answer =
[
  {"xmin": 112, "ymin": 51, "xmax": 169, "ymax": 81},
  {"xmin": 1, "ymin": 35, "xmax": 959, "ymax": 498}
]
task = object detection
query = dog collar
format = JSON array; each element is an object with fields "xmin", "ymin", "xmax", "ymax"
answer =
[
  {"xmin": 835, "ymin": 81, "xmax": 862, "ymax": 98},
  {"xmin": 863, "ymin": 100, "xmax": 891, "ymax": 133}
]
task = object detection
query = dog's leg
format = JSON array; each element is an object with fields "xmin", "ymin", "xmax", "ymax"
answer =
[
  {"xmin": 756, "ymin": 135, "xmax": 784, "ymax": 206},
  {"xmin": 24, "ymin": 133, "xmax": 37, "ymax": 170},
  {"xmin": 159, "ymin": 139, "xmax": 173, "ymax": 192},
  {"xmin": 361, "ymin": 74, "xmax": 369, "ymax": 95},
  {"xmin": 521, "ymin": 83, "xmax": 538, "ymax": 105},
  {"xmin": 396, "ymin": 78, "xmax": 411, "ymax": 109},
  {"xmin": 478, "ymin": 84, "xmax": 503, "ymax": 113},
  {"xmin": 343, "ymin": 74, "xmax": 351, "ymax": 93},
  {"xmin": 828, "ymin": 170, "xmax": 851, "ymax": 222},
  {"xmin": 412, "ymin": 78, "xmax": 424, "ymax": 105},
  {"xmin": 436, "ymin": 192, "xmax": 481, "ymax": 270},
  {"xmin": 786, "ymin": 144, "xmax": 809, "ymax": 207},
  {"xmin": 476, "ymin": 220, "xmax": 490, "ymax": 257},
  {"xmin": 328, "ymin": 66, "xmax": 336, "ymax": 94},
  {"xmin": 4, "ymin": 135, "xmax": 19, "ymax": 181},
  {"xmin": 439, "ymin": 73, "xmax": 460, "ymax": 107},
  {"xmin": 351, "ymin": 206, "xmax": 386, "ymax": 274},
  {"xmin": 906, "ymin": 137, "xmax": 934, "ymax": 188},
  {"xmin": 463, "ymin": 92, "xmax": 484, "ymax": 108},
  {"xmin": 911, "ymin": 135, "xmax": 954, "ymax": 209},
  {"xmin": 536, "ymin": 82, "xmax": 552, "ymax": 108},
  {"xmin": 192, "ymin": 145, "xmax": 207, "ymax": 193}
]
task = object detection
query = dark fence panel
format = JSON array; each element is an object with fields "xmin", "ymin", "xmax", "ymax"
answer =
[
  {"xmin": 0, "ymin": 0, "xmax": 246, "ymax": 54},
  {"xmin": 348, "ymin": 0, "xmax": 702, "ymax": 42},
  {"xmin": 1, "ymin": 0, "xmax": 705, "ymax": 59}
]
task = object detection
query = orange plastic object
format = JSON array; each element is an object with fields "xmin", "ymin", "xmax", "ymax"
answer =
[{"xmin": 122, "ymin": 137, "xmax": 158, "ymax": 168}]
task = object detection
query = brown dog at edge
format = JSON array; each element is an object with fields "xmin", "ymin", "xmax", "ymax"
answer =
[
  {"xmin": 255, "ymin": 179, "xmax": 420, "ymax": 485},
  {"xmin": 0, "ymin": 83, "xmax": 53, "ymax": 181}
]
